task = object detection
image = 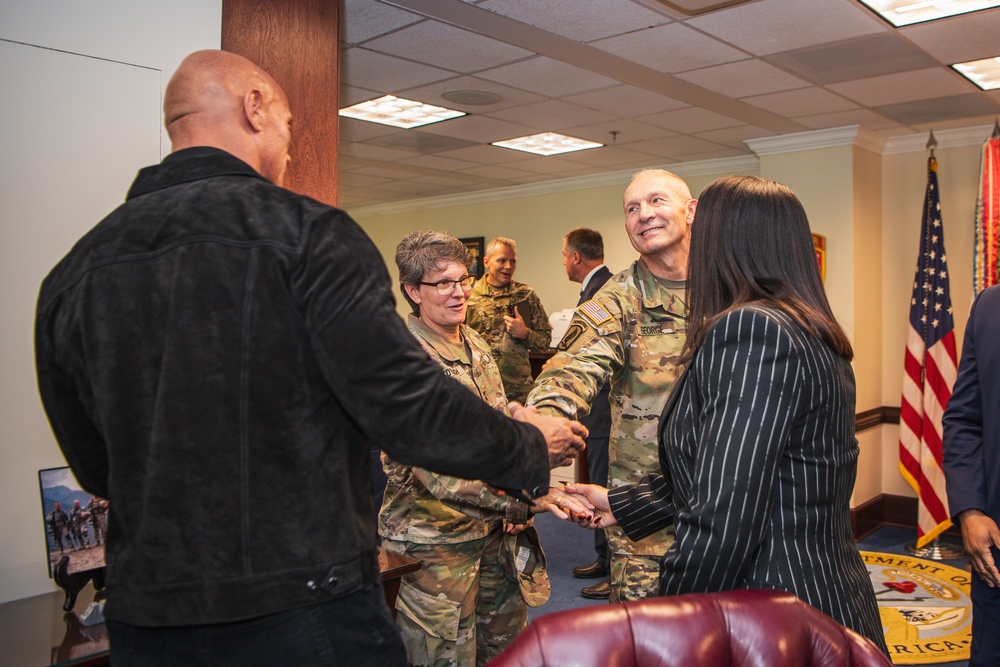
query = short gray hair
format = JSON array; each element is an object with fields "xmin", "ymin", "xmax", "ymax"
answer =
[{"xmin": 395, "ymin": 231, "xmax": 472, "ymax": 314}]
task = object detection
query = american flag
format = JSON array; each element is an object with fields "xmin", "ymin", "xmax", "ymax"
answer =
[{"xmin": 899, "ymin": 156, "xmax": 958, "ymax": 548}]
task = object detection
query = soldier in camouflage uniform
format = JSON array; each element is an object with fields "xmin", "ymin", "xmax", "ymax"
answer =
[
  {"xmin": 381, "ymin": 231, "xmax": 537, "ymax": 667},
  {"xmin": 527, "ymin": 169, "xmax": 695, "ymax": 603},
  {"xmin": 465, "ymin": 237, "xmax": 551, "ymax": 404}
]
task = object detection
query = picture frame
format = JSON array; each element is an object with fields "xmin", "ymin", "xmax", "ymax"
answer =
[
  {"xmin": 39, "ymin": 466, "xmax": 107, "ymax": 578},
  {"xmin": 460, "ymin": 236, "xmax": 485, "ymax": 278}
]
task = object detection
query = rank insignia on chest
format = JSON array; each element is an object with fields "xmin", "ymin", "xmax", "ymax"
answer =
[{"xmin": 578, "ymin": 300, "xmax": 611, "ymax": 327}]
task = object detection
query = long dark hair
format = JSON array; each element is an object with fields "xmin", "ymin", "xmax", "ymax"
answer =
[{"xmin": 683, "ymin": 175, "xmax": 853, "ymax": 362}]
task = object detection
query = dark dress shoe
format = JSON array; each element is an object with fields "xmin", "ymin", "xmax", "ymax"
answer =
[
  {"xmin": 572, "ymin": 560, "xmax": 609, "ymax": 579},
  {"xmin": 581, "ymin": 579, "xmax": 611, "ymax": 600}
]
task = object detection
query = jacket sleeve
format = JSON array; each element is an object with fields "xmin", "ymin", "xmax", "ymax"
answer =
[
  {"xmin": 35, "ymin": 315, "xmax": 110, "ymax": 498},
  {"xmin": 659, "ymin": 308, "xmax": 802, "ymax": 595},
  {"xmin": 526, "ymin": 300, "xmax": 625, "ymax": 419},
  {"xmin": 292, "ymin": 210, "xmax": 549, "ymax": 494},
  {"xmin": 609, "ymin": 473, "xmax": 675, "ymax": 539},
  {"xmin": 943, "ymin": 290, "xmax": 987, "ymax": 518},
  {"xmin": 410, "ymin": 467, "xmax": 510, "ymax": 515}
]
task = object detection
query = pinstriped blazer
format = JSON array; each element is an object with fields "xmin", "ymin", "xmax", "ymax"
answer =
[{"xmin": 609, "ymin": 304, "xmax": 887, "ymax": 653}]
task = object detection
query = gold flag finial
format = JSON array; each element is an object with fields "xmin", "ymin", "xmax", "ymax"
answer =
[{"xmin": 926, "ymin": 130, "xmax": 938, "ymax": 156}]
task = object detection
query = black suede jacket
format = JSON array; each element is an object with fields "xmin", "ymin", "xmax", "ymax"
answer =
[{"xmin": 35, "ymin": 148, "xmax": 549, "ymax": 626}]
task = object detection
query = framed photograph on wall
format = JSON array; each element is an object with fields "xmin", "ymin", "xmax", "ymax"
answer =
[{"xmin": 460, "ymin": 237, "xmax": 485, "ymax": 277}]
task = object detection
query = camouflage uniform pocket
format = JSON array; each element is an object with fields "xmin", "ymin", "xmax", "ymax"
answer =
[{"xmin": 395, "ymin": 578, "xmax": 462, "ymax": 666}]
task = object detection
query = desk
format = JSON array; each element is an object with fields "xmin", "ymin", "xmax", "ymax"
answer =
[{"xmin": 0, "ymin": 548, "xmax": 420, "ymax": 666}]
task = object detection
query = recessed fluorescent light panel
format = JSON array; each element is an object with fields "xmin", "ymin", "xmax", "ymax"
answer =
[
  {"xmin": 492, "ymin": 132, "xmax": 603, "ymax": 156},
  {"xmin": 953, "ymin": 56, "xmax": 1000, "ymax": 90},
  {"xmin": 338, "ymin": 95, "xmax": 465, "ymax": 129},
  {"xmin": 859, "ymin": 0, "xmax": 1000, "ymax": 26}
]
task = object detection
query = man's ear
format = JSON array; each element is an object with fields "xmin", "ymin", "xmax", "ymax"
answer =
[
  {"xmin": 244, "ymin": 89, "xmax": 266, "ymax": 131},
  {"xmin": 686, "ymin": 198, "xmax": 698, "ymax": 225}
]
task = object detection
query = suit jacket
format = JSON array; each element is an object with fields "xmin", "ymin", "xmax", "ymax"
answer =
[
  {"xmin": 609, "ymin": 304, "xmax": 886, "ymax": 652},
  {"xmin": 944, "ymin": 285, "xmax": 1000, "ymax": 523},
  {"xmin": 577, "ymin": 265, "xmax": 614, "ymax": 438}
]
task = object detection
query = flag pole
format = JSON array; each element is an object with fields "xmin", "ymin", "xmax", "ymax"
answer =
[{"xmin": 899, "ymin": 130, "xmax": 964, "ymax": 561}]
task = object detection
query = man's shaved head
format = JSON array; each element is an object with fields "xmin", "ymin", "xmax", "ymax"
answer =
[{"xmin": 163, "ymin": 50, "xmax": 292, "ymax": 186}]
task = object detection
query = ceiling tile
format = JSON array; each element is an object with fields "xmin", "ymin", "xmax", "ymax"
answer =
[
  {"xmin": 415, "ymin": 114, "xmax": 539, "ymax": 143},
  {"xmin": 339, "ymin": 142, "xmax": 420, "ymax": 162},
  {"xmin": 693, "ymin": 125, "xmax": 775, "ymax": 149},
  {"xmin": 339, "ymin": 117, "xmax": 403, "ymax": 142},
  {"xmin": 828, "ymin": 68, "xmax": 973, "ymax": 106},
  {"xmin": 792, "ymin": 108, "xmax": 900, "ymax": 131},
  {"xmin": 477, "ymin": 56, "xmax": 619, "ymax": 97},
  {"xmin": 900, "ymin": 9, "xmax": 1000, "ymax": 65},
  {"xmin": 765, "ymin": 33, "xmax": 936, "ymax": 85},
  {"xmin": 687, "ymin": 0, "xmax": 885, "ymax": 56},
  {"xmin": 341, "ymin": 0, "xmax": 423, "ymax": 45},
  {"xmin": 363, "ymin": 130, "xmax": 480, "ymax": 154},
  {"xmin": 485, "ymin": 100, "xmax": 619, "ymax": 131},
  {"xmin": 562, "ymin": 118, "xmax": 676, "ymax": 145},
  {"xmin": 341, "ymin": 47, "xmax": 456, "ymax": 94},
  {"xmin": 557, "ymin": 145, "xmax": 666, "ymax": 168},
  {"xmin": 742, "ymin": 87, "xmax": 858, "ymax": 117},
  {"xmin": 397, "ymin": 75, "xmax": 545, "ymax": 113},
  {"xmin": 361, "ymin": 20, "xmax": 535, "ymax": 73},
  {"xmin": 433, "ymin": 144, "xmax": 533, "ymax": 165},
  {"xmin": 874, "ymin": 93, "xmax": 1000, "ymax": 125},
  {"xmin": 564, "ymin": 85, "xmax": 689, "ymax": 116},
  {"xmin": 590, "ymin": 22, "xmax": 746, "ymax": 74},
  {"xmin": 631, "ymin": 134, "xmax": 732, "ymax": 158},
  {"xmin": 396, "ymin": 154, "xmax": 484, "ymax": 171},
  {"xmin": 477, "ymin": 0, "xmax": 671, "ymax": 42},
  {"xmin": 676, "ymin": 59, "xmax": 811, "ymax": 98},
  {"xmin": 637, "ymin": 106, "xmax": 742, "ymax": 133}
]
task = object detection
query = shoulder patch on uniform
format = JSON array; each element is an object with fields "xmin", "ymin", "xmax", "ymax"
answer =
[
  {"xmin": 578, "ymin": 300, "xmax": 612, "ymax": 327},
  {"xmin": 557, "ymin": 322, "xmax": 586, "ymax": 351}
]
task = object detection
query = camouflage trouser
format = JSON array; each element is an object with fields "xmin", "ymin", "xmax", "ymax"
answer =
[
  {"xmin": 384, "ymin": 526, "xmax": 526, "ymax": 667},
  {"xmin": 609, "ymin": 553, "xmax": 661, "ymax": 603}
]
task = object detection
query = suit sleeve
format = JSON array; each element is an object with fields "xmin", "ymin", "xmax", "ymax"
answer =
[
  {"xmin": 943, "ymin": 291, "xmax": 987, "ymax": 518},
  {"xmin": 609, "ymin": 473, "xmax": 675, "ymax": 538},
  {"xmin": 659, "ymin": 309, "xmax": 802, "ymax": 594}
]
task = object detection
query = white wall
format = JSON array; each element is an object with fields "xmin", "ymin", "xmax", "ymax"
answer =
[{"xmin": 0, "ymin": 0, "xmax": 221, "ymax": 604}]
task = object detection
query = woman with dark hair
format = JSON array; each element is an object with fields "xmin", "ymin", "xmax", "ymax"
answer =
[{"xmin": 566, "ymin": 176, "xmax": 888, "ymax": 652}]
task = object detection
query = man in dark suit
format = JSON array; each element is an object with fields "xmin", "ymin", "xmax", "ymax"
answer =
[
  {"xmin": 943, "ymin": 284, "xmax": 1000, "ymax": 667},
  {"xmin": 561, "ymin": 228, "xmax": 614, "ymax": 598}
]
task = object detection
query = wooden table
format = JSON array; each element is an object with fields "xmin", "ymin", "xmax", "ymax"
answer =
[{"xmin": 0, "ymin": 547, "xmax": 420, "ymax": 666}]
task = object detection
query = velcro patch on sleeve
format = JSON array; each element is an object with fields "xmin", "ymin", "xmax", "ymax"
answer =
[{"xmin": 578, "ymin": 300, "xmax": 612, "ymax": 327}]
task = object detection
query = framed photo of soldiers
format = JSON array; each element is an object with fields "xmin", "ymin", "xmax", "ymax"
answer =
[
  {"xmin": 39, "ymin": 466, "xmax": 108, "ymax": 577},
  {"xmin": 460, "ymin": 236, "xmax": 485, "ymax": 277}
]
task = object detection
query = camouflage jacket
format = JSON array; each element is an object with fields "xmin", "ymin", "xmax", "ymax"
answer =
[
  {"xmin": 465, "ymin": 277, "xmax": 551, "ymax": 404},
  {"xmin": 527, "ymin": 260, "xmax": 687, "ymax": 556},
  {"xmin": 379, "ymin": 315, "xmax": 528, "ymax": 544}
]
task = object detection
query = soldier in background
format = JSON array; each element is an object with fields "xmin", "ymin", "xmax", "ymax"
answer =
[
  {"xmin": 466, "ymin": 237, "xmax": 551, "ymax": 404},
  {"xmin": 528, "ymin": 169, "xmax": 694, "ymax": 603},
  {"xmin": 47, "ymin": 501, "xmax": 70, "ymax": 554},
  {"xmin": 69, "ymin": 499, "xmax": 89, "ymax": 550},
  {"xmin": 87, "ymin": 497, "xmax": 108, "ymax": 546}
]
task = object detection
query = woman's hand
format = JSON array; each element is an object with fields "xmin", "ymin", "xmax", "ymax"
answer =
[{"xmin": 561, "ymin": 483, "xmax": 617, "ymax": 528}]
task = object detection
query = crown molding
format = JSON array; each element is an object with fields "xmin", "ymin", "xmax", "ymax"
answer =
[
  {"xmin": 744, "ymin": 125, "xmax": 887, "ymax": 156},
  {"xmin": 883, "ymin": 124, "xmax": 994, "ymax": 155},
  {"xmin": 350, "ymin": 154, "xmax": 759, "ymax": 218}
]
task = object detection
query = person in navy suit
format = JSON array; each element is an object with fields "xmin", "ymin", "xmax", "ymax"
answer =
[
  {"xmin": 943, "ymin": 284, "xmax": 1000, "ymax": 667},
  {"xmin": 564, "ymin": 175, "xmax": 888, "ymax": 653},
  {"xmin": 561, "ymin": 228, "xmax": 614, "ymax": 598}
]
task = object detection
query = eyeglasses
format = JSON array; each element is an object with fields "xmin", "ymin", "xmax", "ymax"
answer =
[{"xmin": 419, "ymin": 275, "xmax": 475, "ymax": 295}]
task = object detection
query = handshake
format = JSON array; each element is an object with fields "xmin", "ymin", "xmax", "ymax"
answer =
[{"xmin": 531, "ymin": 483, "xmax": 617, "ymax": 529}]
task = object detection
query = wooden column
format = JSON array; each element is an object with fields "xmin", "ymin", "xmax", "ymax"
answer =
[{"xmin": 222, "ymin": 0, "xmax": 339, "ymax": 205}]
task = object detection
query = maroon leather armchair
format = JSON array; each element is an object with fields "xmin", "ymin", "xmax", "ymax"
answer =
[{"xmin": 488, "ymin": 589, "xmax": 891, "ymax": 667}]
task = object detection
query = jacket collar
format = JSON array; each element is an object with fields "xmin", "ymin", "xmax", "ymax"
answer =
[{"xmin": 127, "ymin": 147, "xmax": 269, "ymax": 201}]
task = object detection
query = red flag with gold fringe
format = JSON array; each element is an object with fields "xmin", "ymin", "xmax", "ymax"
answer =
[{"xmin": 974, "ymin": 134, "xmax": 1000, "ymax": 294}]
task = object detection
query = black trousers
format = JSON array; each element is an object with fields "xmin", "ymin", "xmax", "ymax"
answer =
[{"xmin": 107, "ymin": 584, "xmax": 407, "ymax": 667}]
